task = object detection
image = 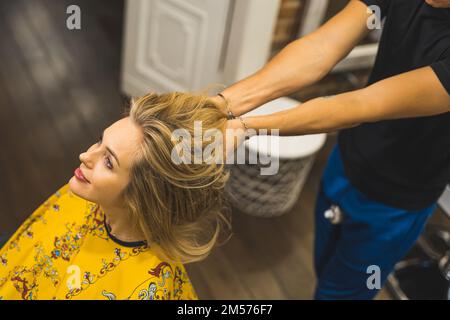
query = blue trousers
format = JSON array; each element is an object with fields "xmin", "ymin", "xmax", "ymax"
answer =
[{"xmin": 314, "ymin": 145, "xmax": 437, "ymax": 300}]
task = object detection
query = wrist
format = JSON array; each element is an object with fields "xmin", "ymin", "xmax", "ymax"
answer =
[
  {"xmin": 221, "ymin": 74, "xmax": 276, "ymax": 116},
  {"xmin": 237, "ymin": 117, "xmax": 258, "ymax": 138},
  {"xmin": 210, "ymin": 95, "xmax": 229, "ymax": 117},
  {"xmin": 237, "ymin": 116, "xmax": 248, "ymax": 131},
  {"xmin": 218, "ymin": 91, "xmax": 259, "ymax": 118},
  {"xmin": 217, "ymin": 93, "xmax": 236, "ymax": 120}
]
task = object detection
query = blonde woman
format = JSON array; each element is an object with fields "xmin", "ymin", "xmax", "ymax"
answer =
[{"xmin": 0, "ymin": 92, "xmax": 230, "ymax": 300}]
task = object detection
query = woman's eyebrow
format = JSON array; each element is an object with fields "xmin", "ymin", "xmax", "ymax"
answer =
[{"xmin": 102, "ymin": 130, "xmax": 121, "ymax": 167}]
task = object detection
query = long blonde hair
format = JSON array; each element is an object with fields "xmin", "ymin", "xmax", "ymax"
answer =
[{"xmin": 121, "ymin": 92, "xmax": 231, "ymax": 263}]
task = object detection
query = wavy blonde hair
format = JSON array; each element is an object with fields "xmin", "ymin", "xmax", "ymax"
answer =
[{"xmin": 121, "ymin": 92, "xmax": 231, "ymax": 263}]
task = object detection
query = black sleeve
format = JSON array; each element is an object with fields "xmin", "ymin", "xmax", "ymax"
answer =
[
  {"xmin": 359, "ymin": 0, "xmax": 390, "ymax": 20},
  {"xmin": 431, "ymin": 56, "xmax": 450, "ymax": 95}
]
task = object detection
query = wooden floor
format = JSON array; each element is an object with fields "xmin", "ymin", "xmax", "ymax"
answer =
[
  {"xmin": 0, "ymin": 0, "xmax": 126, "ymax": 233},
  {"xmin": 5, "ymin": 0, "xmax": 446, "ymax": 300}
]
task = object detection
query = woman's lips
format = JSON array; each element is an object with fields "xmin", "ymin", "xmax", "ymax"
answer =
[{"xmin": 74, "ymin": 167, "xmax": 90, "ymax": 183}]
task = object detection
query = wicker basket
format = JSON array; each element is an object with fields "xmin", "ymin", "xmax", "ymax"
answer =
[{"xmin": 225, "ymin": 98, "xmax": 326, "ymax": 217}]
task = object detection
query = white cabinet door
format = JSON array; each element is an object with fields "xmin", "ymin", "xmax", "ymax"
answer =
[{"xmin": 121, "ymin": 0, "xmax": 231, "ymax": 96}]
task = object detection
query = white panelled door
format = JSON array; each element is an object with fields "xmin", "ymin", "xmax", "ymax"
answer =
[{"xmin": 121, "ymin": 0, "xmax": 231, "ymax": 96}]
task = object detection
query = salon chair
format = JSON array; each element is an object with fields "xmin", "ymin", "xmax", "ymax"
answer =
[{"xmin": 386, "ymin": 184, "xmax": 450, "ymax": 300}]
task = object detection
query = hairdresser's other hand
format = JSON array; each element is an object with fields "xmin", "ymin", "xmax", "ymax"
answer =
[{"xmin": 222, "ymin": 119, "xmax": 247, "ymax": 162}]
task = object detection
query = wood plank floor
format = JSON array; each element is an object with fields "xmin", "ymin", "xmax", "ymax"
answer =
[
  {"xmin": 0, "ymin": 0, "xmax": 126, "ymax": 232},
  {"xmin": 5, "ymin": 0, "xmax": 447, "ymax": 300}
]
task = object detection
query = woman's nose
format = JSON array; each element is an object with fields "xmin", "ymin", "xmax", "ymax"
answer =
[
  {"xmin": 80, "ymin": 143, "xmax": 101, "ymax": 168},
  {"xmin": 79, "ymin": 151, "xmax": 94, "ymax": 168},
  {"xmin": 79, "ymin": 152, "xmax": 88, "ymax": 165}
]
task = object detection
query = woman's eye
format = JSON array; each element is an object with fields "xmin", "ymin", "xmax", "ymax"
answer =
[{"xmin": 105, "ymin": 156, "xmax": 113, "ymax": 170}]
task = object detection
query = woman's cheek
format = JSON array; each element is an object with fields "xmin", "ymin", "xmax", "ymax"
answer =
[{"xmin": 93, "ymin": 172, "xmax": 125, "ymax": 202}]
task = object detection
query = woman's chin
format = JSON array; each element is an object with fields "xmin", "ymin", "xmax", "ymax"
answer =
[{"xmin": 68, "ymin": 176, "xmax": 90, "ymax": 200}]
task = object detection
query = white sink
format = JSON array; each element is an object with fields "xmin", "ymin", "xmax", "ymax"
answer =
[{"xmin": 244, "ymin": 97, "xmax": 327, "ymax": 159}]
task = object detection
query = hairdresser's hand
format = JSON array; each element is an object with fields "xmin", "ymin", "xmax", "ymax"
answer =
[
  {"xmin": 210, "ymin": 95, "xmax": 229, "ymax": 117},
  {"xmin": 222, "ymin": 119, "xmax": 248, "ymax": 162}
]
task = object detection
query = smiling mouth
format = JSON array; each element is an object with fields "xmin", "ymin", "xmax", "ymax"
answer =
[{"xmin": 74, "ymin": 167, "xmax": 90, "ymax": 183}]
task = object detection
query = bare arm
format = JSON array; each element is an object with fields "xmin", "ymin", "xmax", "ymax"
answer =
[
  {"xmin": 241, "ymin": 67, "xmax": 450, "ymax": 136},
  {"xmin": 217, "ymin": 0, "xmax": 373, "ymax": 116}
]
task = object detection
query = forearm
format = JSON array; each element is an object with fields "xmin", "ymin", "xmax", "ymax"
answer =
[
  {"xmin": 220, "ymin": 1, "xmax": 371, "ymax": 117},
  {"xmin": 243, "ymin": 66, "xmax": 450, "ymax": 136},
  {"xmin": 221, "ymin": 35, "xmax": 332, "ymax": 117},
  {"xmin": 245, "ymin": 91, "xmax": 368, "ymax": 136}
]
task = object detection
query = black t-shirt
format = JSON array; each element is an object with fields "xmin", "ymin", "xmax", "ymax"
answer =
[{"xmin": 338, "ymin": 0, "xmax": 450, "ymax": 211}]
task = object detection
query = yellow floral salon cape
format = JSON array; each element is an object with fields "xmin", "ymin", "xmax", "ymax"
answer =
[{"xmin": 0, "ymin": 184, "xmax": 197, "ymax": 300}]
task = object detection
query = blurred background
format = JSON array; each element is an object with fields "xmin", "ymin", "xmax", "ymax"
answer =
[{"xmin": 0, "ymin": 0, "xmax": 449, "ymax": 299}]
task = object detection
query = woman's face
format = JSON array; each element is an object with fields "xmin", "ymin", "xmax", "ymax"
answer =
[
  {"xmin": 69, "ymin": 116, "xmax": 143, "ymax": 206},
  {"xmin": 425, "ymin": 0, "xmax": 450, "ymax": 8}
]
